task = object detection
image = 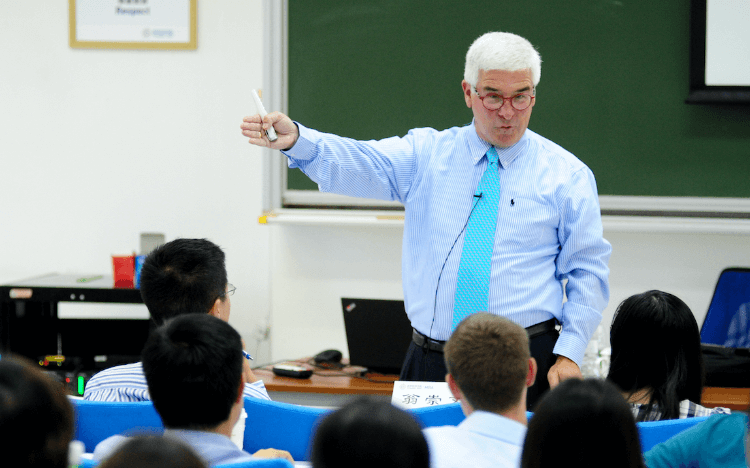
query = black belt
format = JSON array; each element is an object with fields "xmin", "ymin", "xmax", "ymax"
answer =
[
  {"xmin": 412, "ymin": 318, "xmax": 558, "ymax": 353},
  {"xmin": 525, "ymin": 318, "xmax": 558, "ymax": 339},
  {"xmin": 412, "ymin": 329, "xmax": 447, "ymax": 353}
]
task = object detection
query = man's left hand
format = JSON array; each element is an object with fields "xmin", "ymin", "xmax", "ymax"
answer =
[{"xmin": 547, "ymin": 355, "xmax": 582, "ymax": 388}]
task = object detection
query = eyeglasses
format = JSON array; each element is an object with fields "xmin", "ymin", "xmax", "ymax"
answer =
[
  {"xmin": 473, "ymin": 87, "xmax": 534, "ymax": 111},
  {"xmin": 219, "ymin": 283, "xmax": 236, "ymax": 298}
]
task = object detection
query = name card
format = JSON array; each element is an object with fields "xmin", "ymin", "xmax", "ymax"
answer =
[{"xmin": 391, "ymin": 381, "xmax": 457, "ymax": 409}]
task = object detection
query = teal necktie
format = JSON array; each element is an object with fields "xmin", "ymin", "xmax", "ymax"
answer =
[{"xmin": 452, "ymin": 146, "xmax": 500, "ymax": 330}]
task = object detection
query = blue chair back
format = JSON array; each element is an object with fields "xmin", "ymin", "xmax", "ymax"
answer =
[
  {"xmin": 408, "ymin": 402, "xmax": 465, "ymax": 427},
  {"xmin": 243, "ymin": 397, "xmax": 330, "ymax": 462},
  {"xmin": 216, "ymin": 460, "xmax": 294, "ymax": 468},
  {"xmin": 700, "ymin": 267, "xmax": 750, "ymax": 345},
  {"xmin": 76, "ymin": 456, "xmax": 293, "ymax": 468},
  {"xmin": 70, "ymin": 398, "xmax": 164, "ymax": 452},
  {"xmin": 637, "ymin": 416, "xmax": 708, "ymax": 452},
  {"xmin": 77, "ymin": 458, "xmax": 99, "ymax": 468}
]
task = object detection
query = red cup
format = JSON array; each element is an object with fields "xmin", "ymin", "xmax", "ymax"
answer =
[{"xmin": 112, "ymin": 255, "xmax": 135, "ymax": 288}]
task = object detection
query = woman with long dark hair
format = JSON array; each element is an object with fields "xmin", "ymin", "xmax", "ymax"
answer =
[{"xmin": 607, "ymin": 290, "xmax": 729, "ymax": 421}]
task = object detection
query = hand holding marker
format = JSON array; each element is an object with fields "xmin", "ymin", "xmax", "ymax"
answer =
[{"xmin": 252, "ymin": 89, "xmax": 278, "ymax": 142}]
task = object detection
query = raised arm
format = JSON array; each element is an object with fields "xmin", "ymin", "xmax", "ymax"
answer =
[{"xmin": 241, "ymin": 111, "xmax": 299, "ymax": 151}]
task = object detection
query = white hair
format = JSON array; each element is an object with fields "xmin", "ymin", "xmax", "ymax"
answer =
[{"xmin": 464, "ymin": 32, "xmax": 542, "ymax": 88}]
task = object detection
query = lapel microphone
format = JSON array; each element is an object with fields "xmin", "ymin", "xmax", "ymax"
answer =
[{"xmin": 474, "ymin": 193, "xmax": 483, "ymax": 199}]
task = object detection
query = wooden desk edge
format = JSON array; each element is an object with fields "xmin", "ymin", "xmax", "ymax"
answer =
[
  {"xmin": 255, "ymin": 368, "xmax": 396, "ymax": 396},
  {"xmin": 701, "ymin": 387, "xmax": 750, "ymax": 410},
  {"xmin": 263, "ymin": 382, "xmax": 394, "ymax": 396}
]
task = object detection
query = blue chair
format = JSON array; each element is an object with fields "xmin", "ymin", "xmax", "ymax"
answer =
[
  {"xmin": 242, "ymin": 397, "xmax": 330, "ymax": 462},
  {"xmin": 700, "ymin": 267, "xmax": 750, "ymax": 346},
  {"xmin": 637, "ymin": 416, "xmax": 709, "ymax": 452},
  {"xmin": 76, "ymin": 456, "xmax": 293, "ymax": 468},
  {"xmin": 408, "ymin": 402, "xmax": 465, "ymax": 427},
  {"xmin": 215, "ymin": 460, "xmax": 294, "ymax": 468},
  {"xmin": 69, "ymin": 398, "xmax": 164, "ymax": 453},
  {"xmin": 77, "ymin": 458, "xmax": 98, "ymax": 468}
]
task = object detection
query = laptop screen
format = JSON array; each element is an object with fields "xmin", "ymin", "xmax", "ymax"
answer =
[{"xmin": 341, "ymin": 298, "xmax": 413, "ymax": 375}]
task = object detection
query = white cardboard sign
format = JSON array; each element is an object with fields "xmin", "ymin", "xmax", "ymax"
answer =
[{"xmin": 391, "ymin": 381, "xmax": 457, "ymax": 409}]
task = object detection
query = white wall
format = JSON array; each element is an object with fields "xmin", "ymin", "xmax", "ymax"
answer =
[
  {"xmin": 0, "ymin": 1, "xmax": 273, "ymax": 362},
  {"xmin": 269, "ymin": 223, "xmax": 750, "ymax": 361}
]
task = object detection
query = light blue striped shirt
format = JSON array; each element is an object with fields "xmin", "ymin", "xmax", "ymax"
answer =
[
  {"xmin": 423, "ymin": 411, "xmax": 526, "ymax": 468},
  {"xmin": 82, "ymin": 362, "xmax": 271, "ymax": 402},
  {"xmin": 284, "ymin": 121, "xmax": 611, "ymax": 365}
]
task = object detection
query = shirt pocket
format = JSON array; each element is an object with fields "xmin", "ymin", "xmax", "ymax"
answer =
[{"xmin": 495, "ymin": 196, "xmax": 558, "ymax": 250}]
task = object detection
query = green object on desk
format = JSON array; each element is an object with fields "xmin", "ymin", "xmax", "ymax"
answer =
[{"xmin": 76, "ymin": 276, "xmax": 103, "ymax": 283}]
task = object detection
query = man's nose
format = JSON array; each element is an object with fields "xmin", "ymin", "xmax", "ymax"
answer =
[{"xmin": 497, "ymin": 100, "xmax": 515, "ymax": 119}]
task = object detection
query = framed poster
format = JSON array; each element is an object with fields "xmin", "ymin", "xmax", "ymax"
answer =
[{"xmin": 69, "ymin": 0, "xmax": 197, "ymax": 50}]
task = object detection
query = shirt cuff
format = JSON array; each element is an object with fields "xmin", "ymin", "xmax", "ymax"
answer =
[
  {"xmin": 282, "ymin": 122, "xmax": 319, "ymax": 162},
  {"xmin": 552, "ymin": 332, "xmax": 589, "ymax": 368},
  {"xmin": 244, "ymin": 380, "xmax": 271, "ymax": 401}
]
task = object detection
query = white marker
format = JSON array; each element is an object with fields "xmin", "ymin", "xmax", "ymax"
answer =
[{"xmin": 251, "ymin": 89, "xmax": 278, "ymax": 142}]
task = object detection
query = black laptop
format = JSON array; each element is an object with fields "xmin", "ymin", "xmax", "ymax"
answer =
[{"xmin": 341, "ymin": 298, "xmax": 413, "ymax": 375}]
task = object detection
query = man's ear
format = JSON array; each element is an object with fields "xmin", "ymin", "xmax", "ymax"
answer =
[
  {"xmin": 526, "ymin": 357, "xmax": 538, "ymax": 388},
  {"xmin": 461, "ymin": 80, "xmax": 473, "ymax": 108},
  {"xmin": 447, "ymin": 374, "xmax": 462, "ymax": 401},
  {"xmin": 209, "ymin": 298, "xmax": 223, "ymax": 319},
  {"xmin": 235, "ymin": 377, "xmax": 245, "ymax": 404}
]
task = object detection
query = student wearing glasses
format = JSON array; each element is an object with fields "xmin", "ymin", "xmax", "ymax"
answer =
[
  {"xmin": 84, "ymin": 238, "xmax": 270, "ymax": 402},
  {"xmin": 242, "ymin": 31, "xmax": 611, "ymax": 407}
]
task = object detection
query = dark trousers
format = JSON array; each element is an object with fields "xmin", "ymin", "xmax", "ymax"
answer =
[{"xmin": 399, "ymin": 327, "xmax": 559, "ymax": 410}]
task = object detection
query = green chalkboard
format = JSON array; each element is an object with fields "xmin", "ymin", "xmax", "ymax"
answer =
[{"xmin": 287, "ymin": 0, "xmax": 750, "ymax": 198}]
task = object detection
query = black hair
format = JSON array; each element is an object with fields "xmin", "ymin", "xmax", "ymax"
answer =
[
  {"xmin": 311, "ymin": 397, "xmax": 429, "ymax": 468},
  {"xmin": 522, "ymin": 379, "xmax": 644, "ymax": 468},
  {"xmin": 99, "ymin": 435, "xmax": 207, "ymax": 468},
  {"xmin": 0, "ymin": 355, "xmax": 74, "ymax": 468},
  {"xmin": 142, "ymin": 314, "xmax": 243, "ymax": 430},
  {"xmin": 606, "ymin": 290, "xmax": 704, "ymax": 421},
  {"xmin": 139, "ymin": 238, "xmax": 228, "ymax": 325}
]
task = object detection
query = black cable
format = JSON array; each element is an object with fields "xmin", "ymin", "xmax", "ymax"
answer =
[{"xmin": 422, "ymin": 192, "xmax": 483, "ymax": 380}]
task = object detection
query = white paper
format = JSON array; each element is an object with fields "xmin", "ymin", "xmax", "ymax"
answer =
[{"xmin": 391, "ymin": 381, "xmax": 456, "ymax": 409}]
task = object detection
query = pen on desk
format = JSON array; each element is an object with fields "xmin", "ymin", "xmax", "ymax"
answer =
[
  {"xmin": 251, "ymin": 89, "xmax": 278, "ymax": 142},
  {"xmin": 242, "ymin": 350, "xmax": 254, "ymax": 361}
]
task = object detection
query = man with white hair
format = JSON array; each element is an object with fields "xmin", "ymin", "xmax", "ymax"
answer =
[{"xmin": 241, "ymin": 31, "xmax": 611, "ymax": 407}]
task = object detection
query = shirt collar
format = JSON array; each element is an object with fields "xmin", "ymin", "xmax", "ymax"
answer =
[
  {"xmin": 467, "ymin": 120, "xmax": 530, "ymax": 170},
  {"xmin": 458, "ymin": 410, "xmax": 527, "ymax": 447}
]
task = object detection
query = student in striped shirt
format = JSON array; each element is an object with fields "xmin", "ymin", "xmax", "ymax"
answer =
[
  {"xmin": 93, "ymin": 314, "xmax": 292, "ymax": 466},
  {"xmin": 83, "ymin": 238, "xmax": 270, "ymax": 402}
]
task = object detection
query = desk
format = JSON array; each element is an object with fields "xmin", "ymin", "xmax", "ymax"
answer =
[
  {"xmin": 254, "ymin": 360, "xmax": 750, "ymax": 410},
  {"xmin": 702, "ymin": 387, "xmax": 750, "ymax": 410},
  {"xmin": 253, "ymin": 359, "xmax": 397, "ymax": 407}
]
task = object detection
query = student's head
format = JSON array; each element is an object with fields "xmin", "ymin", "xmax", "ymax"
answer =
[
  {"xmin": 462, "ymin": 32, "xmax": 540, "ymax": 148},
  {"xmin": 99, "ymin": 435, "xmax": 207, "ymax": 468},
  {"xmin": 606, "ymin": 290, "xmax": 704, "ymax": 420},
  {"xmin": 444, "ymin": 312, "xmax": 535, "ymax": 414},
  {"xmin": 0, "ymin": 355, "xmax": 74, "ymax": 468},
  {"xmin": 139, "ymin": 238, "xmax": 230, "ymax": 325},
  {"xmin": 521, "ymin": 379, "xmax": 644, "ymax": 468},
  {"xmin": 311, "ymin": 397, "xmax": 429, "ymax": 468},
  {"xmin": 142, "ymin": 314, "xmax": 244, "ymax": 430}
]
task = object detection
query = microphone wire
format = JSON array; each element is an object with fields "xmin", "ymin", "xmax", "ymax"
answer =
[{"xmin": 421, "ymin": 192, "xmax": 483, "ymax": 380}]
